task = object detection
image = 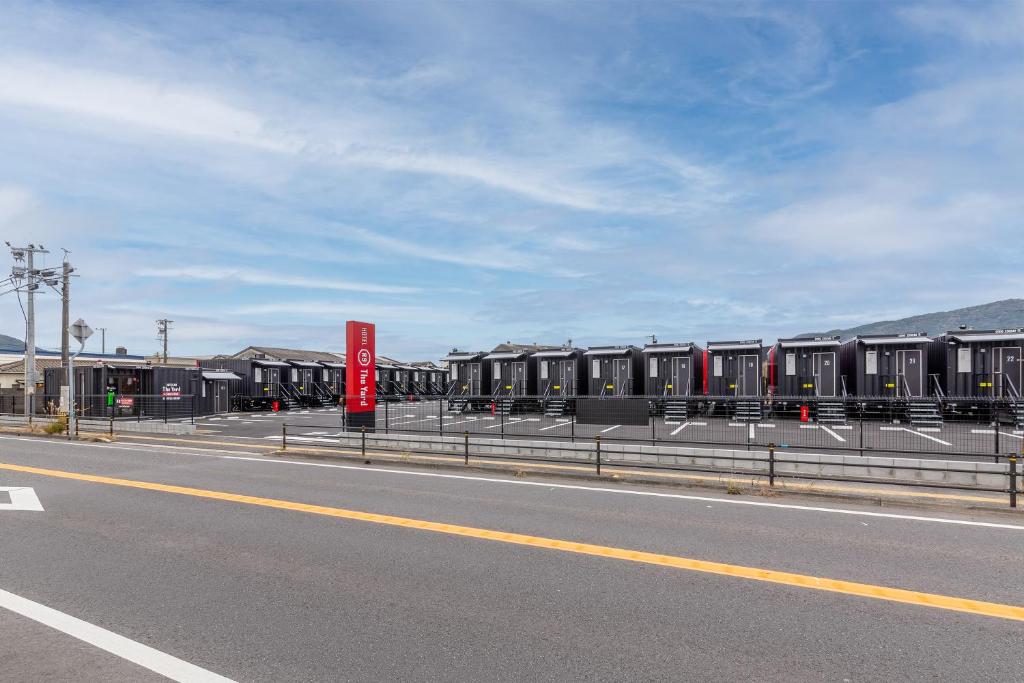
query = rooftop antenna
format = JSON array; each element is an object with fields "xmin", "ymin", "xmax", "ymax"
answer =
[{"xmin": 647, "ymin": 334, "xmax": 658, "ymax": 344}]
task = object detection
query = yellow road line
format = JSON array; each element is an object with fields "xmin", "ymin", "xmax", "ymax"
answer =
[{"xmin": 1, "ymin": 460, "xmax": 1021, "ymax": 622}]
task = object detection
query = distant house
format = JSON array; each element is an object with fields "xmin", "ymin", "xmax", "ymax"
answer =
[{"xmin": 226, "ymin": 346, "xmax": 345, "ymax": 363}]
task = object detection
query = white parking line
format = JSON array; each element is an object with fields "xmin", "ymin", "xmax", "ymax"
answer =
[
  {"xmin": 820, "ymin": 425, "xmax": 846, "ymax": 443},
  {"xmin": 601, "ymin": 425, "xmax": 620, "ymax": 433},
  {"xmin": 670, "ymin": 422, "xmax": 690, "ymax": 436},
  {"xmin": 881, "ymin": 426, "xmax": 952, "ymax": 446},
  {"xmin": 486, "ymin": 420, "xmax": 523, "ymax": 429},
  {"xmin": 538, "ymin": 422, "xmax": 571, "ymax": 431},
  {"xmin": 0, "ymin": 588, "xmax": 235, "ymax": 682},
  {"xmin": 1000, "ymin": 431, "xmax": 1023, "ymax": 440}
]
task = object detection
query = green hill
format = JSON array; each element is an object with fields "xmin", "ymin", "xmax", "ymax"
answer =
[
  {"xmin": 802, "ymin": 299, "xmax": 1024, "ymax": 339},
  {"xmin": 0, "ymin": 333, "xmax": 25, "ymax": 351}
]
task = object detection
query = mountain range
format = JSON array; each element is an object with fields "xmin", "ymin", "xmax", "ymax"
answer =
[{"xmin": 801, "ymin": 299, "xmax": 1024, "ymax": 340}]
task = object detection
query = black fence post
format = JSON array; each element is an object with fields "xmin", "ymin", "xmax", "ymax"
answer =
[
  {"xmin": 109, "ymin": 414, "xmax": 114, "ymax": 438},
  {"xmin": 501, "ymin": 402, "xmax": 505, "ymax": 439},
  {"xmin": 385, "ymin": 399, "xmax": 389, "ymax": 435},
  {"xmin": 571, "ymin": 412, "xmax": 575, "ymax": 443},
  {"xmin": 438, "ymin": 398, "xmax": 443, "ymax": 436},
  {"xmin": 282, "ymin": 423, "xmax": 287, "ymax": 451},
  {"xmin": 651, "ymin": 405, "xmax": 656, "ymax": 445},
  {"xmin": 191, "ymin": 396, "xmax": 195, "ymax": 425},
  {"xmin": 1009, "ymin": 455, "xmax": 1017, "ymax": 509},
  {"xmin": 361, "ymin": 426, "xmax": 367, "ymax": 459},
  {"xmin": 163, "ymin": 398, "xmax": 167, "ymax": 424},
  {"xmin": 464, "ymin": 430, "xmax": 469, "ymax": 465},
  {"xmin": 994, "ymin": 421, "xmax": 1000, "ymax": 461},
  {"xmin": 859, "ymin": 413, "xmax": 865, "ymax": 457},
  {"xmin": 595, "ymin": 435, "xmax": 602, "ymax": 475},
  {"xmin": 768, "ymin": 443, "xmax": 776, "ymax": 487}
]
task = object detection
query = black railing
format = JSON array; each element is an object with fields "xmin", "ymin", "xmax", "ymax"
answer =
[
  {"xmin": 298, "ymin": 394, "xmax": 1024, "ymax": 462},
  {"xmin": 0, "ymin": 393, "xmax": 195, "ymax": 423}
]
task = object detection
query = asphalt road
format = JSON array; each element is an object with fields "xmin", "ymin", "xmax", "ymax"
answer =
[
  {"xmin": 1, "ymin": 434, "xmax": 1023, "ymax": 681},
  {"xmin": 191, "ymin": 405, "xmax": 1023, "ymax": 462}
]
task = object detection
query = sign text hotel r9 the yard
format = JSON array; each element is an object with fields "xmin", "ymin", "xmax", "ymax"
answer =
[{"xmin": 345, "ymin": 320, "xmax": 376, "ymax": 431}]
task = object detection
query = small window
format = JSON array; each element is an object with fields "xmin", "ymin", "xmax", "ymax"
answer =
[
  {"xmin": 785, "ymin": 353, "xmax": 796, "ymax": 376},
  {"xmin": 291, "ymin": 369, "xmax": 298, "ymax": 382},
  {"xmin": 254, "ymin": 367, "xmax": 262, "ymax": 383},
  {"xmin": 649, "ymin": 357, "xmax": 658, "ymax": 378},
  {"xmin": 866, "ymin": 350, "xmax": 878, "ymax": 375},
  {"xmin": 450, "ymin": 365, "xmax": 458, "ymax": 380},
  {"xmin": 592, "ymin": 359, "xmax": 600, "ymax": 377},
  {"xmin": 957, "ymin": 347, "xmax": 972, "ymax": 373},
  {"xmin": 713, "ymin": 355, "xmax": 723, "ymax": 377},
  {"xmin": 494, "ymin": 362, "xmax": 501, "ymax": 379},
  {"xmin": 540, "ymin": 361, "xmax": 548, "ymax": 380}
]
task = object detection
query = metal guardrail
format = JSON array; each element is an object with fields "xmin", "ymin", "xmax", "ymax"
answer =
[
  {"xmin": 0, "ymin": 394, "xmax": 195, "ymax": 424},
  {"xmin": 301, "ymin": 394, "xmax": 1024, "ymax": 463},
  {"xmin": 279, "ymin": 425, "xmax": 1022, "ymax": 509}
]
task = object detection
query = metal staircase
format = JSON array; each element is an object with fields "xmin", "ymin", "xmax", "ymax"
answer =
[
  {"xmin": 906, "ymin": 399, "xmax": 943, "ymax": 427},
  {"xmin": 543, "ymin": 397, "xmax": 568, "ymax": 417},
  {"xmin": 664, "ymin": 398, "xmax": 689, "ymax": 421},
  {"xmin": 1010, "ymin": 399, "xmax": 1024, "ymax": 429},
  {"xmin": 734, "ymin": 399, "xmax": 762, "ymax": 422},
  {"xmin": 278, "ymin": 385, "xmax": 302, "ymax": 410},
  {"xmin": 816, "ymin": 400, "xmax": 847, "ymax": 424}
]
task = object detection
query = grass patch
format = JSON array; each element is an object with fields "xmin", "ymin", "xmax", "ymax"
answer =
[{"xmin": 43, "ymin": 415, "xmax": 67, "ymax": 435}]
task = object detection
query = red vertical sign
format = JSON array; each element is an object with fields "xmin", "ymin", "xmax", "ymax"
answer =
[{"xmin": 345, "ymin": 320, "xmax": 376, "ymax": 413}]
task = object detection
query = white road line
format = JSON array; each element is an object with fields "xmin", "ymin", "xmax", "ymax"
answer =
[
  {"xmin": 917, "ymin": 427, "xmax": 941, "ymax": 433},
  {"xmin": 388, "ymin": 417, "xmax": 438, "ymax": 426},
  {"xmin": 600, "ymin": 425, "xmax": 620, "ymax": 433},
  {"xmin": 0, "ymin": 487, "xmax": 44, "ymax": 511},
  {"xmin": 757, "ymin": 424, "xmax": 776, "ymax": 428},
  {"xmin": 1000, "ymin": 431, "xmax": 1024, "ymax": 440},
  {"xmin": 883, "ymin": 427, "xmax": 952, "ymax": 446},
  {"xmin": 2, "ymin": 435, "xmax": 1018, "ymax": 530},
  {"xmin": 670, "ymin": 423, "xmax": 690, "ymax": 436},
  {"xmin": 538, "ymin": 422, "xmax": 571, "ymax": 431},
  {"xmin": 748, "ymin": 424, "xmax": 755, "ymax": 440},
  {"xmin": 820, "ymin": 425, "xmax": 846, "ymax": 443},
  {"xmin": 972, "ymin": 429, "xmax": 996, "ymax": 435},
  {"xmin": 832, "ymin": 425, "xmax": 853, "ymax": 430},
  {"xmin": 442, "ymin": 418, "xmax": 481, "ymax": 427},
  {"xmin": 0, "ymin": 588, "xmax": 235, "ymax": 682},
  {"xmin": 213, "ymin": 454, "xmax": 1024, "ymax": 531},
  {"xmin": 486, "ymin": 420, "xmax": 523, "ymax": 429},
  {"xmin": 799, "ymin": 425, "xmax": 818, "ymax": 430}
]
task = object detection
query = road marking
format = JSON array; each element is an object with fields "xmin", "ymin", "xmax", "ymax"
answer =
[
  {"xmin": 0, "ymin": 486, "xmax": 43, "ymax": 511},
  {"xmin": 972, "ymin": 429, "xmax": 995, "ymax": 435},
  {"xmin": 820, "ymin": 426, "xmax": 846, "ymax": 443},
  {"xmin": 0, "ymin": 588, "xmax": 234, "ymax": 682},
  {"xmin": 749, "ymin": 424, "xmax": 755, "ymax": 440},
  {"xmin": 880, "ymin": 427, "xmax": 952, "ymax": 446},
  {"xmin": 917, "ymin": 427, "xmax": 941, "ymax": 433},
  {"xmin": 1000, "ymin": 431, "xmax": 1023, "ymax": 440},
  {"xmin": 757, "ymin": 424, "xmax": 775, "ymax": 428},
  {"xmin": 0, "ymin": 461, "xmax": 1021, "ymax": 623},
  {"xmin": 600, "ymin": 425, "xmax": 620, "ymax": 433},
  {"xmin": 538, "ymin": 422, "xmax": 571, "ymax": 431},
  {"xmin": 670, "ymin": 423, "xmax": 690, "ymax": 436},
  {"xmin": 485, "ymin": 420, "xmax": 522, "ymax": 429},
  {"xmin": 0, "ymin": 435, "xmax": 1007, "ymax": 506}
]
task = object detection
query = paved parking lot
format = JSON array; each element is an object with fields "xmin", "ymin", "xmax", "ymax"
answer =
[{"xmin": 190, "ymin": 404, "xmax": 1024, "ymax": 461}]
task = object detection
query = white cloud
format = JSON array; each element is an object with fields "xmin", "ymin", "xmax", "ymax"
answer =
[
  {"xmin": 136, "ymin": 266, "xmax": 419, "ymax": 294},
  {"xmin": 0, "ymin": 185, "xmax": 35, "ymax": 226}
]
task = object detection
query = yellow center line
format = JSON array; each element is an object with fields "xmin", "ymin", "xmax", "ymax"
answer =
[{"xmin": 1, "ymin": 460, "xmax": 1022, "ymax": 622}]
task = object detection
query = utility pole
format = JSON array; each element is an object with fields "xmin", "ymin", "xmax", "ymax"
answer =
[
  {"xmin": 98, "ymin": 327, "xmax": 107, "ymax": 354},
  {"xmin": 6, "ymin": 243, "xmax": 55, "ymax": 416},
  {"xmin": 61, "ymin": 252, "xmax": 73, "ymax": 385},
  {"xmin": 156, "ymin": 319, "xmax": 173, "ymax": 363}
]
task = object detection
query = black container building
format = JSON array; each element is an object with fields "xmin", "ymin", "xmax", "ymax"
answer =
[
  {"xmin": 199, "ymin": 358, "xmax": 290, "ymax": 410},
  {"xmin": 533, "ymin": 348, "xmax": 586, "ymax": 397},
  {"xmin": 583, "ymin": 346, "xmax": 642, "ymax": 396},
  {"xmin": 642, "ymin": 342, "xmax": 705, "ymax": 396},
  {"xmin": 318, "ymin": 361, "xmax": 345, "ymax": 399},
  {"xmin": 768, "ymin": 336, "xmax": 842, "ymax": 397},
  {"xmin": 838, "ymin": 333, "xmax": 933, "ymax": 398},
  {"xmin": 484, "ymin": 344, "xmax": 556, "ymax": 397},
  {"xmin": 443, "ymin": 350, "xmax": 489, "ymax": 396},
  {"xmin": 704, "ymin": 340, "xmax": 763, "ymax": 397},
  {"xmin": 283, "ymin": 360, "xmax": 323, "ymax": 406},
  {"xmin": 409, "ymin": 362, "xmax": 445, "ymax": 395},
  {"xmin": 930, "ymin": 329, "xmax": 1024, "ymax": 399}
]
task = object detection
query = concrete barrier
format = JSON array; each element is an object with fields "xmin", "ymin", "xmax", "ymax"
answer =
[{"xmin": 293, "ymin": 430, "xmax": 1009, "ymax": 491}]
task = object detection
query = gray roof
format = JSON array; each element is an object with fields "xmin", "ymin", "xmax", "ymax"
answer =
[{"xmin": 231, "ymin": 346, "xmax": 344, "ymax": 363}]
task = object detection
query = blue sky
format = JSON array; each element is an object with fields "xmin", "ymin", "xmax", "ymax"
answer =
[{"xmin": 1, "ymin": 0, "xmax": 1021, "ymax": 361}]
